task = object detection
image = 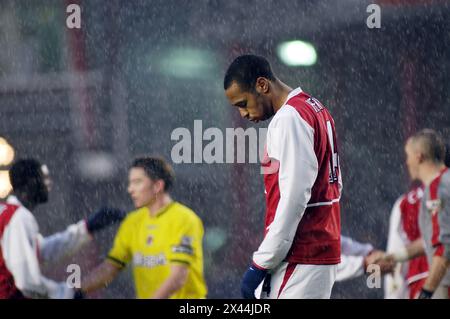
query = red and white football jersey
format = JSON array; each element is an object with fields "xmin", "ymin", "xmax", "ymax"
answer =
[
  {"xmin": 400, "ymin": 187, "xmax": 429, "ymax": 288},
  {"xmin": 0, "ymin": 195, "xmax": 91, "ymax": 299},
  {"xmin": 385, "ymin": 186, "xmax": 429, "ymax": 299},
  {"xmin": 254, "ymin": 87, "xmax": 341, "ymax": 269}
]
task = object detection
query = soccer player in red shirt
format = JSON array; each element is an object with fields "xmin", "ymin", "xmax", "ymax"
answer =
[
  {"xmin": 385, "ymin": 131, "xmax": 450, "ymax": 299},
  {"xmin": 224, "ymin": 55, "xmax": 341, "ymax": 299},
  {"xmin": 0, "ymin": 159, "xmax": 124, "ymax": 299},
  {"xmin": 384, "ymin": 185, "xmax": 429, "ymax": 299}
]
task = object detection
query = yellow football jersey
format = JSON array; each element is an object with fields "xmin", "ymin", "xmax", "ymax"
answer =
[{"xmin": 107, "ymin": 201, "xmax": 207, "ymax": 299}]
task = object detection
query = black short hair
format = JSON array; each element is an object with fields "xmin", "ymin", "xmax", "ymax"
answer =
[
  {"xmin": 9, "ymin": 158, "xmax": 43, "ymax": 191},
  {"xmin": 131, "ymin": 156, "xmax": 175, "ymax": 192},
  {"xmin": 410, "ymin": 129, "xmax": 445, "ymax": 164},
  {"xmin": 223, "ymin": 54, "xmax": 275, "ymax": 92}
]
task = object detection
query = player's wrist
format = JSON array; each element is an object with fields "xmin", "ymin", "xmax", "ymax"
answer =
[
  {"xmin": 251, "ymin": 261, "xmax": 268, "ymax": 272},
  {"xmin": 241, "ymin": 262, "xmax": 268, "ymax": 299},
  {"xmin": 392, "ymin": 246, "xmax": 409, "ymax": 262},
  {"xmin": 418, "ymin": 288, "xmax": 434, "ymax": 299}
]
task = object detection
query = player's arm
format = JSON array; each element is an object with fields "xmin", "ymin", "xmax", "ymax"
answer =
[
  {"xmin": 420, "ymin": 179, "xmax": 450, "ymax": 297},
  {"xmin": 78, "ymin": 215, "xmax": 130, "ymax": 296},
  {"xmin": 421, "ymin": 256, "xmax": 449, "ymax": 295},
  {"xmin": 336, "ymin": 255, "xmax": 365, "ymax": 281},
  {"xmin": 151, "ymin": 264, "xmax": 189, "ymax": 299},
  {"xmin": 406, "ymin": 238, "xmax": 426, "ymax": 259},
  {"xmin": 341, "ymin": 235, "xmax": 374, "ymax": 256},
  {"xmin": 38, "ymin": 207, "xmax": 126, "ymax": 265},
  {"xmin": 384, "ymin": 198, "xmax": 425, "ymax": 263},
  {"xmin": 2, "ymin": 210, "xmax": 74, "ymax": 298},
  {"xmin": 37, "ymin": 220, "xmax": 92, "ymax": 265},
  {"xmin": 253, "ymin": 108, "xmax": 318, "ymax": 270},
  {"xmin": 156, "ymin": 215, "xmax": 203, "ymax": 299},
  {"xmin": 79, "ymin": 259, "xmax": 122, "ymax": 294},
  {"xmin": 384, "ymin": 238, "xmax": 425, "ymax": 263},
  {"xmin": 383, "ymin": 198, "xmax": 410, "ymax": 298},
  {"xmin": 242, "ymin": 110, "xmax": 318, "ymax": 299}
]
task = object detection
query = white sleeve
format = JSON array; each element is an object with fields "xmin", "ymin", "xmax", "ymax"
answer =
[
  {"xmin": 384, "ymin": 197, "xmax": 408, "ymax": 299},
  {"xmin": 386, "ymin": 197, "xmax": 409, "ymax": 252},
  {"xmin": 37, "ymin": 220, "xmax": 92, "ymax": 265},
  {"xmin": 336, "ymin": 255, "xmax": 365, "ymax": 282},
  {"xmin": 341, "ymin": 235, "xmax": 373, "ymax": 256},
  {"xmin": 384, "ymin": 263, "xmax": 408, "ymax": 299},
  {"xmin": 253, "ymin": 106, "xmax": 318, "ymax": 269},
  {"xmin": 1, "ymin": 210, "xmax": 74, "ymax": 299}
]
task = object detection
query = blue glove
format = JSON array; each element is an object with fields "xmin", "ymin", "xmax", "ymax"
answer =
[
  {"xmin": 86, "ymin": 207, "xmax": 126, "ymax": 233},
  {"xmin": 241, "ymin": 264, "xmax": 267, "ymax": 299}
]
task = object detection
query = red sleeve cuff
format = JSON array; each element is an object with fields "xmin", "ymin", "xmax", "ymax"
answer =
[
  {"xmin": 252, "ymin": 261, "xmax": 268, "ymax": 271},
  {"xmin": 434, "ymin": 244, "xmax": 444, "ymax": 257}
]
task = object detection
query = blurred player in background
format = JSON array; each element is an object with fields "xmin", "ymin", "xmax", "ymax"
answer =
[
  {"xmin": 384, "ymin": 184, "xmax": 429, "ymax": 299},
  {"xmin": 224, "ymin": 55, "xmax": 341, "ymax": 299},
  {"xmin": 0, "ymin": 158, "xmax": 125, "ymax": 299},
  {"xmin": 384, "ymin": 130, "xmax": 450, "ymax": 299},
  {"xmin": 384, "ymin": 140, "xmax": 450, "ymax": 299},
  {"xmin": 77, "ymin": 156, "xmax": 207, "ymax": 299}
]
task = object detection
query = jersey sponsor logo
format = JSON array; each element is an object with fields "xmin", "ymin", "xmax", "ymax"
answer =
[
  {"xmin": 305, "ymin": 97, "xmax": 324, "ymax": 113},
  {"xmin": 181, "ymin": 236, "xmax": 192, "ymax": 246},
  {"xmin": 407, "ymin": 188, "xmax": 423, "ymax": 204},
  {"xmin": 426, "ymin": 199, "xmax": 441, "ymax": 215},
  {"xmin": 132, "ymin": 253, "xmax": 166, "ymax": 268},
  {"xmin": 172, "ymin": 236, "xmax": 194, "ymax": 255}
]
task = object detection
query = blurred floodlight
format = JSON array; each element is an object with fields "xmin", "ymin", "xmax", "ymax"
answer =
[
  {"xmin": 204, "ymin": 227, "xmax": 227, "ymax": 252},
  {"xmin": 277, "ymin": 40, "xmax": 317, "ymax": 66},
  {"xmin": 158, "ymin": 48, "xmax": 216, "ymax": 79},
  {"xmin": 0, "ymin": 171, "xmax": 12, "ymax": 198},
  {"xmin": 0, "ymin": 137, "xmax": 15, "ymax": 166},
  {"xmin": 76, "ymin": 151, "xmax": 116, "ymax": 181}
]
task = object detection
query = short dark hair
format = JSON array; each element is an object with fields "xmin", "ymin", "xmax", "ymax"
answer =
[
  {"xmin": 9, "ymin": 158, "xmax": 43, "ymax": 191},
  {"xmin": 410, "ymin": 129, "xmax": 445, "ymax": 164},
  {"xmin": 131, "ymin": 156, "xmax": 175, "ymax": 191},
  {"xmin": 223, "ymin": 55, "xmax": 275, "ymax": 92}
]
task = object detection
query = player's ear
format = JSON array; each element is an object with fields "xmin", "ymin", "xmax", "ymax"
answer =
[
  {"xmin": 155, "ymin": 179, "xmax": 165, "ymax": 194},
  {"xmin": 417, "ymin": 152, "xmax": 425, "ymax": 164},
  {"xmin": 255, "ymin": 77, "xmax": 270, "ymax": 94}
]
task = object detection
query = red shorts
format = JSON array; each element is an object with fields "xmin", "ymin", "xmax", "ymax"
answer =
[{"xmin": 408, "ymin": 278, "xmax": 426, "ymax": 299}]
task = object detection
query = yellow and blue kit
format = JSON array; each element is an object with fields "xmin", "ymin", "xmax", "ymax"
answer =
[{"xmin": 107, "ymin": 202, "xmax": 207, "ymax": 298}]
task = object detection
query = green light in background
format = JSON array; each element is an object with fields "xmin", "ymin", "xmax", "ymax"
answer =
[
  {"xmin": 158, "ymin": 48, "xmax": 216, "ymax": 79},
  {"xmin": 277, "ymin": 40, "xmax": 317, "ymax": 66}
]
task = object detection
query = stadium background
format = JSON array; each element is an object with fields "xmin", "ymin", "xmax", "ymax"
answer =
[{"xmin": 0, "ymin": 0, "xmax": 449, "ymax": 298}]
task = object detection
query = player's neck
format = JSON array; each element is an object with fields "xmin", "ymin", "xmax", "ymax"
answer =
[
  {"xmin": 13, "ymin": 192, "xmax": 37, "ymax": 211},
  {"xmin": 272, "ymin": 79, "xmax": 293, "ymax": 113},
  {"xmin": 419, "ymin": 162, "xmax": 446, "ymax": 186},
  {"xmin": 147, "ymin": 193, "xmax": 173, "ymax": 217}
]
